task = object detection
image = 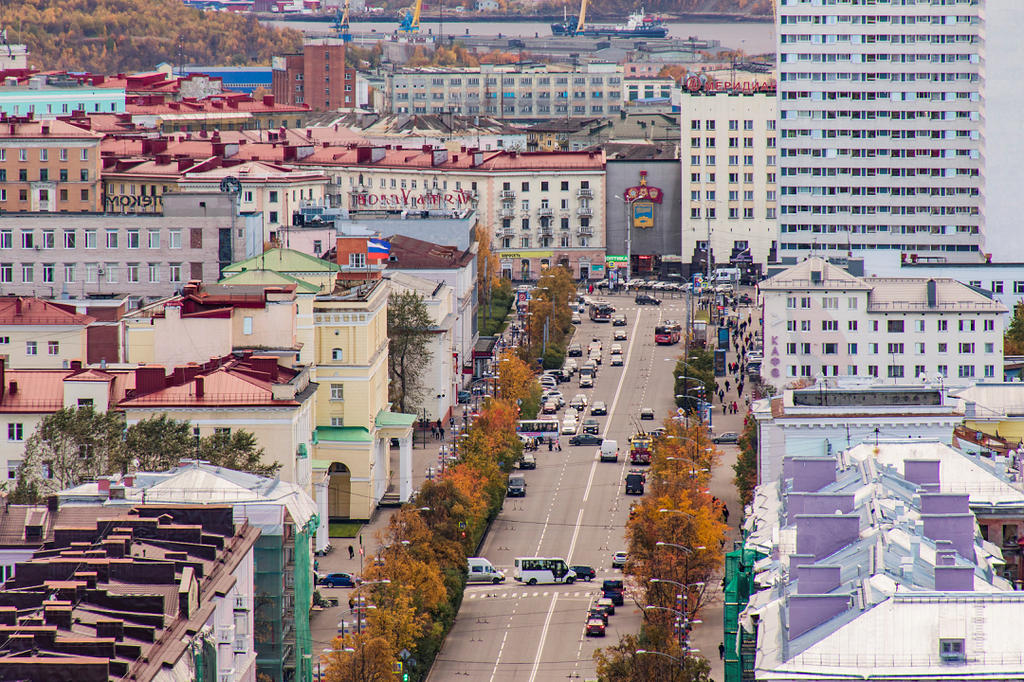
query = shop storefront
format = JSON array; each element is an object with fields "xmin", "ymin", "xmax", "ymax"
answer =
[{"xmin": 499, "ymin": 251, "xmax": 605, "ymax": 282}]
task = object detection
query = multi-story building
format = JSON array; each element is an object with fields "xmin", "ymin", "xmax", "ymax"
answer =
[
  {"xmin": 0, "ymin": 74, "xmax": 126, "ymax": 117},
  {"xmin": 272, "ymin": 39, "xmax": 360, "ymax": 111},
  {"xmin": 0, "ymin": 114, "xmax": 103, "ymax": 212},
  {"xmin": 526, "ymin": 112, "xmax": 680, "ymax": 152},
  {"xmin": 126, "ymin": 93, "xmax": 310, "ymax": 133},
  {"xmin": 0, "ymin": 297, "xmax": 93, "ymax": 369},
  {"xmin": 0, "ymin": 193, "xmax": 264, "ymax": 305},
  {"xmin": 679, "ymin": 86, "xmax": 778, "ymax": 277},
  {"xmin": 59, "ymin": 464, "xmax": 320, "ymax": 682},
  {"xmin": 776, "ymin": 0, "xmax": 985, "ymax": 263},
  {"xmin": 385, "ymin": 62, "xmax": 626, "ymax": 120},
  {"xmin": 296, "ymin": 147, "xmax": 606, "ymax": 280},
  {"xmin": 760, "ymin": 257, "xmax": 1007, "ymax": 389}
]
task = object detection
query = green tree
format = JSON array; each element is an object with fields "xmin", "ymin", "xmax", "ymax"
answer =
[
  {"xmin": 120, "ymin": 413, "xmax": 195, "ymax": 473},
  {"xmin": 733, "ymin": 414, "xmax": 759, "ymax": 507},
  {"xmin": 674, "ymin": 349, "xmax": 716, "ymax": 413},
  {"xmin": 13, "ymin": 407, "xmax": 126, "ymax": 502},
  {"xmin": 593, "ymin": 633, "xmax": 713, "ymax": 682},
  {"xmin": 198, "ymin": 429, "xmax": 281, "ymax": 478},
  {"xmin": 1005, "ymin": 302, "xmax": 1024, "ymax": 355},
  {"xmin": 388, "ymin": 290, "xmax": 435, "ymax": 414}
]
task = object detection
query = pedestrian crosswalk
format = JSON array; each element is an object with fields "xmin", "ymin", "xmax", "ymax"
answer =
[{"xmin": 465, "ymin": 589, "xmax": 598, "ymax": 600}]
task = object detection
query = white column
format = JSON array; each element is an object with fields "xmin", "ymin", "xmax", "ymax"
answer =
[
  {"xmin": 374, "ymin": 438, "xmax": 387, "ymax": 501},
  {"xmin": 399, "ymin": 437, "xmax": 413, "ymax": 502},
  {"xmin": 315, "ymin": 479, "xmax": 330, "ymax": 553}
]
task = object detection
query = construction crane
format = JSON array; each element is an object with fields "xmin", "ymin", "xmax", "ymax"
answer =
[
  {"xmin": 561, "ymin": 0, "xmax": 588, "ymax": 37},
  {"xmin": 397, "ymin": 0, "xmax": 423, "ymax": 35},
  {"xmin": 332, "ymin": 0, "xmax": 352, "ymax": 42}
]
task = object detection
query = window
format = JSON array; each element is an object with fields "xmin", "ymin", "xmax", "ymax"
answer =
[
  {"xmin": 800, "ymin": 297, "xmax": 811, "ymax": 309},
  {"xmin": 63, "ymin": 230, "xmax": 77, "ymax": 249},
  {"xmin": 331, "ymin": 383, "xmax": 344, "ymax": 400},
  {"xmin": 148, "ymin": 263, "xmax": 159, "ymax": 283},
  {"xmin": 7, "ymin": 424, "xmax": 23, "ymax": 442},
  {"xmin": 938, "ymin": 319, "xmax": 948, "ymax": 332},
  {"xmin": 822, "ymin": 297, "xmax": 838, "ymax": 310},
  {"xmin": 959, "ymin": 343, "xmax": 975, "ymax": 354},
  {"xmin": 22, "ymin": 264, "xmax": 33, "ymax": 283},
  {"xmin": 0, "ymin": 231, "xmax": 9, "ymax": 249},
  {"xmin": 42, "ymin": 264, "xmax": 54, "ymax": 283},
  {"xmin": 26, "ymin": 341, "xmax": 37, "ymax": 356},
  {"xmin": 868, "ymin": 365, "xmax": 879, "ymax": 378},
  {"xmin": 801, "ymin": 320, "xmax": 811, "ymax": 332},
  {"xmin": 47, "ymin": 341, "xmax": 59, "ymax": 355},
  {"xmin": 937, "ymin": 365, "xmax": 948, "ymax": 378},
  {"xmin": 822, "ymin": 320, "xmax": 838, "ymax": 331},
  {"xmin": 869, "ymin": 343, "xmax": 879, "ymax": 355},
  {"xmin": 1016, "ymin": 282, "xmax": 1024, "ymax": 295},
  {"xmin": 888, "ymin": 343, "xmax": 905, "ymax": 355},
  {"xmin": 105, "ymin": 230, "xmax": 118, "ymax": 249},
  {"xmin": 786, "ymin": 366, "xmax": 797, "ymax": 378},
  {"xmin": 169, "ymin": 229, "xmax": 182, "ymax": 249},
  {"xmin": 984, "ymin": 319, "xmax": 995, "ymax": 332},
  {"xmin": 848, "ymin": 343, "xmax": 858, "ymax": 355},
  {"xmin": 800, "ymin": 343, "xmax": 811, "ymax": 355},
  {"xmin": 126, "ymin": 263, "xmax": 139, "ymax": 283},
  {"xmin": 959, "ymin": 319, "xmax": 975, "ymax": 332},
  {"xmin": 787, "ymin": 297, "xmax": 796, "ymax": 309},
  {"xmin": 887, "ymin": 320, "xmax": 905, "ymax": 333},
  {"xmin": 243, "ymin": 317, "xmax": 253, "ymax": 335},
  {"xmin": 985, "ymin": 342, "xmax": 994, "ymax": 354},
  {"xmin": 938, "ymin": 343, "xmax": 948, "ymax": 353},
  {"xmin": 847, "ymin": 366, "xmax": 858, "ymax": 376},
  {"xmin": 64, "ymin": 264, "xmax": 76, "ymax": 283},
  {"xmin": 105, "ymin": 263, "xmax": 118, "ymax": 284},
  {"xmin": 939, "ymin": 639, "xmax": 965, "ymax": 663},
  {"xmin": 823, "ymin": 343, "xmax": 838, "ymax": 355},
  {"xmin": 349, "ymin": 253, "xmax": 366, "ymax": 268},
  {"xmin": 84, "ymin": 230, "xmax": 97, "ymax": 249},
  {"xmin": 0, "ymin": 264, "xmax": 10, "ymax": 283},
  {"xmin": 332, "ymin": 349, "xmax": 343, "ymax": 362},
  {"xmin": 126, "ymin": 230, "xmax": 139, "ymax": 249},
  {"xmin": 992, "ymin": 281, "xmax": 1004, "ymax": 294},
  {"xmin": 915, "ymin": 343, "xmax": 925, "ymax": 354},
  {"xmin": 21, "ymin": 232, "xmax": 34, "ymax": 249},
  {"xmin": 958, "ymin": 365, "xmax": 975, "ymax": 378},
  {"xmin": 786, "ymin": 343, "xmax": 797, "ymax": 355},
  {"xmin": 331, "ymin": 417, "xmax": 344, "ymax": 426},
  {"xmin": 787, "ymin": 321, "xmax": 796, "ymax": 332},
  {"xmin": 801, "ymin": 366, "xmax": 812, "ymax": 377},
  {"xmin": 985, "ymin": 365, "xmax": 995, "ymax": 378},
  {"xmin": 848, "ymin": 321, "xmax": 858, "ymax": 332},
  {"xmin": 169, "ymin": 263, "xmax": 182, "ymax": 283},
  {"xmin": 887, "ymin": 365, "xmax": 905, "ymax": 379}
]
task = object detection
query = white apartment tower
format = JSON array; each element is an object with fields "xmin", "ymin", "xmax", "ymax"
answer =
[{"xmin": 776, "ymin": 0, "xmax": 985, "ymax": 265}]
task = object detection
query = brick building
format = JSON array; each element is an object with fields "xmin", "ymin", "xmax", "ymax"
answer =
[{"xmin": 272, "ymin": 38, "xmax": 359, "ymax": 112}]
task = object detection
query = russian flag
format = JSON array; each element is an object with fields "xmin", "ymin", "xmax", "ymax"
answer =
[{"xmin": 367, "ymin": 238, "xmax": 391, "ymax": 260}]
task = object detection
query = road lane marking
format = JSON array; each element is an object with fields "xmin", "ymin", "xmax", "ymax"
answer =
[
  {"xmin": 566, "ymin": 508, "xmax": 585, "ymax": 565},
  {"xmin": 527, "ymin": 593, "xmax": 559, "ymax": 682}
]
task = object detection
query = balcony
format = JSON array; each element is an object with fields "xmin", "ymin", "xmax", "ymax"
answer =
[
  {"xmin": 501, "ymin": 189, "xmax": 516, "ymax": 199},
  {"xmin": 578, "ymin": 207, "xmax": 593, "ymax": 216},
  {"xmin": 498, "ymin": 227, "xmax": 516, "ymax": 238},
  {"xmin": 499, "ymin": 209, "xmax": 516, "ymax": 218},
  {"xmin": 348, "ymin": 184, "xmax": 368, "ymax": 194},
  {"xmin": 538, "ymin": 207, "xmax": 554, "ymax": 217},
  {"xmin": 218, "ymin": 625, "xmax": 236, "ymax": 644},
  {"xmin": 539, "ymin": 226, "xmax": 554, "ymax": 237},
  {"xmin": 578, "ymin": 225, "xmax": 593, "ymax": 236},
  {"xmin": 233, "ymin": 595, "xmax": 249, "ymax": 611},
  {"xmin": 578, "ymin": 188, "xmax": 593, "ymax": 198}
]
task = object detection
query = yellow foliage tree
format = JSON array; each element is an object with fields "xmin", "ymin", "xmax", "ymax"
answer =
[
  {"xmin": 323, "ymin": 632, "xmax": 396, "ymax": 682},
  {"xmin": 365, "ymin": 585, "xmax": 432, "ymax": 655},
  {"xmin": 497, "ymin": 350, "xmax": 539, "ymax": 410}
]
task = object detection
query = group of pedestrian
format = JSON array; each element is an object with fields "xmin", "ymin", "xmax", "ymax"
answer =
[{"xmin": 430, "ymin": 419, "xmax": 446, "ymax": 441}]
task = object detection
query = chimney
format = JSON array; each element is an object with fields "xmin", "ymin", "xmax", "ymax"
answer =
[
  {"xmin": 795, "ymin": 514, "xmax": 861, "ymax": 561},
  {"xmin": 788, "ymin": 457, "xmax": 837, "ymax": 493},
  {"xmin": 97, "ymin": 478, "xmax": 111, "ymax": 494},
  {"xmin": 922, "ymin": 514, "xmax": 977, "ymax": 563},
  {"xmin": 795, "ymin": 564, "xmax": 842, "ymax": 594},
  {"xmin": 122, "ymin": 475, "xmax": 134, "ymax": 487},
  {"xmin": 195, "ymin": 375, "xmax": 205, "ymax": 400},
  {"xmin": 788, "ymin": 593, "xmax": 852, "ymax": 640},
  {"xmin": 70, "ymin": 359, "xmax": 83, "ymax": 370},
  {"xmin": 934, "ymin": 565, "xmax": 974, "ymax": 591},
  {"xmin": 8, "ymin": 382, "xmax": 16, "ymax": 395},
  {"xmin": 14, "ymin": 299, "xmax": 21, "ymax": 315},
  {"xmin": 135, "ymin": 365, "xmax": 167, "ymax": 396},
  {"xmin": 927, "ymin": 279, "xmax": 937, "ymax": 308},
  {"xmin": 263, "ymin": 94, "xmax": 275, "ymax": 107},
  {"xmin": 903, "ymin": 460, "xmax": 941, "ymax": 490},
  {"xmin": 787, "ymin": 493, "xmax": 855, "ymax": 524}
]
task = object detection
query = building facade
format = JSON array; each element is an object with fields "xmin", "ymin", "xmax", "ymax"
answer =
[
  {"xmin": 0, "ymin": 193, "xmax": 261, "ymax": 306},
  {"xmin": 776, "ymin": 0, "xmax": 985, "ymax": 263},
  {"xmin": 0, "ymin": 76, "xmax": 126, "ymax": 118},
  {"xmin": 760, "ymin": 258, "xmax": 1007, "ymax": 389},
  {"xmin": 679, "ymin": 87, "xmax": 778, "ymax": 276},
  {"xmin": 272, "ymin": 39, "xmax": 360, "ymax": 111},
  {"xmin": 0, "ymin": 115, "xmax": 103, "ymax": 213},
  {"xmin": 0, "ymin": 297, "xmax": 93, "ymax": 369}
]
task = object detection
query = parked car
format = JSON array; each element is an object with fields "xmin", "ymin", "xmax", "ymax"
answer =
[
  {"xmin": 738, "ymin": 293, "xmax": 754, "ymax": 305},
  {"xmin": 570, "ymin": 565, "xmax": 596, "ymax": 581},
  {"xmin": 713, "ymin": 432, "xmax": 740, "ymax": 444},
  {"xmin": 457, "ymin": 390, "xmax": 471, "ymax": 404},
  {"xmin": 569, "ymin": 433, "xmax": 603, "ymax": 446},
  {"xmin": 640, "ymin": 408, "xmax": 655, "ymax": 420},
  {"xmin": 320, "ymin": 572, "xmax": 360, "ymax": 588},
  {"xmin": 635, "ymin": 294, "xmax": 661, "ymax": 306},
  {"xmin": 542, "ymin": 390, "xmax": 565, "ymax": 407},
  {"xmin": 613, "ymin": 329, "xmax": 627, "ymax": 341},
  {"xmin": 570, "ymin": 394, "xmax": 589, "ymax": 410},
  {"xmin": 591, "ymin": 401, "xmax": 607, "ymax": 415},
  {"xmin": 519, "ymin": 453, "xmax": 537, "ymax": 469},
  {"xmin": 612, "ymin": 551, "xmax": 628, "ymax": 569},
  {"xmin": 541, "ymin": 401, "xmax": 558, "ymax": 415}
]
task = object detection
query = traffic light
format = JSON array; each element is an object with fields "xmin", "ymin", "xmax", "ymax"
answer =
[{"xmin": 403, "ymin": 675, "xmax": 409, "ymax": 682}]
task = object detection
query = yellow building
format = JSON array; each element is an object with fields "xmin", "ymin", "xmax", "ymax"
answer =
[
  {"xmin": 0, "ymin": 297, "xmax": 93, "ymax": 370},
  {"xmin": 309, "ymin": 279, "xmax": 416, "ymax": 531}
]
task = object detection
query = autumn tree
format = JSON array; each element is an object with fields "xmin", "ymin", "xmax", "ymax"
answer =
[
  {"xmin": 388, "ymin": 290, "xmax": 435, "ymax": 414},
  {"xmin": 732, "ymin": 414, "xmax": 759, "ymax": 508},
  {"xmin": 497, "ymin": 350, "xmax": 543, "ymax": 418},
  {"xmin": 1005, "ymin": 302, "xmax": 1024, "ymax": 355},
  {"xmin": 322, "ymin": 632, "xmax": 396, "ymax": 682},
  {"xmin": 593, "ymin": 633, "xmax": 713, "ymax": 682}
]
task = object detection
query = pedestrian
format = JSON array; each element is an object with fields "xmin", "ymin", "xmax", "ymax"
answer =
[
  {"xmin": 556, "ymin": 440, "xmax": 562, "ymax": 451},
  {"xmin": 732, "ymin": 401, "xmax": 738, "ymax": 414},
  {"xmin": 314, "ymin": 559, "xmax": 319, "ymax": 573},
  {"xmin": 723, "ymin": 504, "xmax": 730, "ymax": 522},
  {"xmin": 719, "ymin": 642, "xmax": 726, "ymax": 660},
  {"xmin": 725, "ymin": 380, "xmax": 731, "ymax": 393},
  {"xmin": 348, "ymin": 545, "xmax": 355, "ymax": 560},
  {"xmin": 738, "ymin": 382, "xmax": 744, "ymax": 397},
  {"xmin": 440, "ymin": 426, "xmax": 446, "ymax": 440},
  {"xmin": 718, "ymin": 389, "xmax": 725, "ymax": 403},
  {"xmin": 723, "ymin": 403, "xmax": 728, "ymax": 416},
  {"xmin": 431, "ymin": 425, "xmax": 437, "ymax": 440}
]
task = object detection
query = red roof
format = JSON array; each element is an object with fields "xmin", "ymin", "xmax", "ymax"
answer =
[
  {"xmin": 296, "ymin": 147, "xmax": 605, "ymax": 171},
  {"xmin": 0, "ymin": 298, "xmax": 95, "ymax": 326}
]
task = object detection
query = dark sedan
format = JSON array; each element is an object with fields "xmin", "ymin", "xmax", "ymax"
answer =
[
  {"xmin": 319, "ymin": 572, "xmax": 360, "ymax": 588},
  {"xmin": 635, "ymin": 294, "xmax": 661, "ymax": 306},
  {"xmin": 570, "ymin": 565, "xmax": 596, "ymax": 581},
  {"xmin": 713, "ymin": 432, "xmax": 740, "ymax": 444},
  {"xmin": 570, "ymin": 433, "xmax": 604, "ymax": 446}
]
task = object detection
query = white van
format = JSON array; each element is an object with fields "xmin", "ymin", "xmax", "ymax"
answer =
[
  {"xmin": 468, "ymin": 557, "xmax": 506, "ymax": 584},
  {"xmin": 561, "ymin": 417, "xmax": 578, "ymax": 435},
  {"xmin": 599, "ymin": 439, "xmax": 619, "ymax": 462}
]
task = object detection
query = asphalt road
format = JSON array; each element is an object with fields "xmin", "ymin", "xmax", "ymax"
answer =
[{"xmin": 428, "ymin": 292, "xmax": 689, "ymax": 682}]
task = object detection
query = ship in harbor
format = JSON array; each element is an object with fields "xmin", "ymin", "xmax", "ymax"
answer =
[{"xmin": 551, "ymin": 6, "xmax": 669, "ymax": 38}]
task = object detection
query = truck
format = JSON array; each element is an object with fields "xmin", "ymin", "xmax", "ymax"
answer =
[{"xmin": 625, "ymin": 470, "xmax": 646, "ymax": 495}]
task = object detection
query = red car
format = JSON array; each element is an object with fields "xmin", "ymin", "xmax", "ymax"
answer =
[{"xmin": 586, "ymin": 618, "xmax": 606, "ymax": 637}]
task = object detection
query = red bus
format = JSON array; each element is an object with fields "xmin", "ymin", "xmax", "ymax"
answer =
[
  {"xmin": 589, "ymin": 302, "xmax": 614, "ymax": 322},
  {"xmin": 654, "ymin": 325, "xmax": 680, "ymax": 345}
]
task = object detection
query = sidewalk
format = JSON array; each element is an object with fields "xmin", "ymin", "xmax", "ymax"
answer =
[{"xmin": 690, "ymin": 307, "xmax": 755, "ymax": 682}]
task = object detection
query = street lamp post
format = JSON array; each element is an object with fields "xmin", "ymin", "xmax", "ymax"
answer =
[
  {"xmin": 656, "ymin": 541, "xmax": 706, "ymax": 554},
  {"xmin": 614, "ymin": 195, "xmax": 633, "ymax": 286}
]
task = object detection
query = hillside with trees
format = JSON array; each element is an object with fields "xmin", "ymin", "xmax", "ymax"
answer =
[{"xmin": 0, "ymin": 0, "xmax": 303, "ymax": 74}]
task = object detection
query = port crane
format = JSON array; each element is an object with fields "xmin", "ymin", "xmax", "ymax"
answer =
[
  {"xmin": 332, "ymin": 0, "xmax": 352, "ymax": 42},
  {"xmin": 397, "ymin": 0, "xmax": 423, "ymax": 34},
  {"xmin": 561, "ymin": 0, "xmax": 588, "ymax": 37}
]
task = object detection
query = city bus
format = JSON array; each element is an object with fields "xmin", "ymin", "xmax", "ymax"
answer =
[
  {"xmin": 517, "ymin": 419, "xmax": 560, "ymax": 439},
  {"xmin": 589, "ymin": 302, "xmax": 615, "ymax": 322},
  {"xmin": 654, "ymin": 325, "xmax": 681, "ymax": 345},
  {"xmin": 513, "ymin": 557, "xmax": 577, "ymax": 585}
]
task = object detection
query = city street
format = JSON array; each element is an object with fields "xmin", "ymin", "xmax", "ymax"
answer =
[{"xmin": 311, "ymin": 288, "xmax": 755, "ymax": 682}]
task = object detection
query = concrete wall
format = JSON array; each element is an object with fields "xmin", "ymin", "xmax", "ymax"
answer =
[{"xmin": 605, "ymin": 158, "xmax": 682, "ymax": 274}]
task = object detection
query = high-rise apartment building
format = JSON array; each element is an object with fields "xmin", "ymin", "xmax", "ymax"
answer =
[{"xmin": 776, "ymin": 0, "xmax": 985, "ymax": 264}]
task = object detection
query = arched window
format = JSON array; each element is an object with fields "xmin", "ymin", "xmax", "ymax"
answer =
[{"xmin": 332, "ymin": 348, "xmax": 343, "ymax": 361}]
